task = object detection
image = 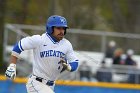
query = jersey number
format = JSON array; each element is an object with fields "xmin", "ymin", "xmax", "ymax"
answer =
[{"xmin": 58, "ymin": 61, "xmax": 65, "ymax": 73}]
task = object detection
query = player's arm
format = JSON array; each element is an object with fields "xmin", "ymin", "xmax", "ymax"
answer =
[
  {"xmin": 62, "ymin": 43, "xmax": 79, "ymax": 72},
  {"xmin": 65, "ymin": 57, "xmax": 79, "ymax": 72},
  {"xmin": 5, "ymin": 55, "xmax": 17, "ymax": 79},
  {"xmin": 5, "ymin": 35, "xmax": 41, "ymax": 79},
  {"xmin": 60, "ymin": 59, "xmax": 78, "ymax": 72}
]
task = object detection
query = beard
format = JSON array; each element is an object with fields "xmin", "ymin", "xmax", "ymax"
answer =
[{"xmin": 56, "ymin": 33, "xmax": 64, "ymax": 41}]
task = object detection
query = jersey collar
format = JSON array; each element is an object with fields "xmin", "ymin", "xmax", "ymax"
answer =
[{"xmin": 46, "ymin": 33, "xmax": 59, "ymax": 44}]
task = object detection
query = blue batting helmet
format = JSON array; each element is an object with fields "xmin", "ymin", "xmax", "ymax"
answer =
[{"xmin": 46, "ymin": 15, "xmax": 68, "ymax": 34}]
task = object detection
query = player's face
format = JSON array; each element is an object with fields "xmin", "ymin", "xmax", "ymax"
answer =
[{"xmin": 52, "ymin": 27, "xmax": 65, "ymax": 41}]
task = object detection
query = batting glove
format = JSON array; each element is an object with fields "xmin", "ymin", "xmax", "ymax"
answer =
[
  {"xmin": 60, "ymin": 60, "xmax": 71, "ymax": 72},
  {"xmin": 5, "ymin": 63, "xmax": 16, "ymax": 80}
]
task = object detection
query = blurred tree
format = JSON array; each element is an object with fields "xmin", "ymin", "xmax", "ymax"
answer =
[
  {"xmin": 0, "ymin": 0, "xmax": 7, "ymax": 72},
  {"xmin": 100, "ymin": 0, "xmax": 140, "ymax": 33},
  {"xmin": 19, "ymin": 0, "xmax": 28, "ymax": 24},
  {"xmin": 48, "ymin": 0, "xmax": 62, "ymax": 15},
  {"xmin": 3, "ymin": 0, "xmax": 140, "ymax": 52},
  {"xmin": 108, "ymin": 0, "xmax": 128, "ymax": 32},
  {"xmin": 107, "ymin": 0, "xmax": 140, "ymax": 50},
  {"xmin": 4, "ymin": 0, "xmax": 140, "ymax": 32},
  {"xmin": 127, "ymin": 0, "xmax": 140, "ymax": 33}
]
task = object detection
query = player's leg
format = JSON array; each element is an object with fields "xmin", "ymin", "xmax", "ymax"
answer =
[{"xmin": 26, "ymin": 78, "xmax": 54, "ymax": 93}]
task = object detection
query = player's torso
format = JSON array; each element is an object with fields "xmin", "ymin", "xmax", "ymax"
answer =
[{"xmin": 33, "ymin": 34, "xmax": 69, "ymax": 80}]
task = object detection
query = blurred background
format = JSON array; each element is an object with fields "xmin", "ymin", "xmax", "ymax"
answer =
[{"xmin": 0, "ymin": 0, "xmax": 140, "ymax": 93}]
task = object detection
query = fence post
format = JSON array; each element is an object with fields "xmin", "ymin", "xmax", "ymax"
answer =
[
  {"xmin": 101, "ymin": 35, "xmax": 107, "ymax": 53},
  {"xmin": 3, "ymin": 26, "xmax": 8, "ymax": 62}
]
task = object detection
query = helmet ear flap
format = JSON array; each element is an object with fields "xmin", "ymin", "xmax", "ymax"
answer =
[
  {"xmin": 46, "ymin": 26, "xmax": 53, "ymax": 34},
  {"xmin": 51, "ymin": 26, "xmax": 54, "ymax": 34}
]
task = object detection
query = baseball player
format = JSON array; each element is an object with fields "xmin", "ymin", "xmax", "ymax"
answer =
[{"xmin": 5, "ymin": 15, "xmax": 79, "ymax": 93}]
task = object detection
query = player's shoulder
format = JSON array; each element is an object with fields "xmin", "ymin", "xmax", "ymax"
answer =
[
  {"xmin": 29, "ymin": 34, "xmax": 42, "ymax": 41},
  {"xmin": 26, "ymin": 34, "xmax": 43, "ymax": 45},
  {"xmin": 32, "ymin": 33, "xmax": 47, "ymax": 39},
  {"xmin": 62, "ymin": 38, "xmax": 72, "ymax": 47},
  {"xmin": 31, "ymin": 34, "xmax": 41, "ymax": 38}
]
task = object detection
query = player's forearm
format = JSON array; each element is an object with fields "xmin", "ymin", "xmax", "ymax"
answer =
[
  {"xmin": 5, "ymin": 54, "xmax": 17, "ymax": 80},
  {"xmin": 10, "ymin": 42, "xmax": 22, "ymax": 64},
  {"xmin": 10, "ymin": 41, "xmax": 22, "ymax": 64},
  {"xmin": 10, "ymin": 55, "xmax": 18, "ymax": 64}
]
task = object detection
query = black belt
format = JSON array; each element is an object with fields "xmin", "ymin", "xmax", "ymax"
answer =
[{"xmin": 31, "ymin": 75, "xmax": 54, "ymax": 86}]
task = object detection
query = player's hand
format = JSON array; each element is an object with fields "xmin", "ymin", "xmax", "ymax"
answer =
[
  {"xmin": 60, "ymin": 60, "xmax": 71, "ymax": 71},
  {"xmin": 5, "ymin": 63, "xmax": 16, "ymax": 80}
]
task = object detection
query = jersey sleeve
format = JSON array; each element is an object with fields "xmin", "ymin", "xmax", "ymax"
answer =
[
  {"xmin": 66, "ymin": 41, "xmax": 79, "ymax": 72},
  {"xmin": 12, "ymin": 35, "xmax": 42, "ymax": 57},
  {"xmin": 66, "ymin": 42, "xmax": 78, "ymax": 62},
  {"xmin": 19, "ymin": 35, "xmax": 42, "ymax": 50}
]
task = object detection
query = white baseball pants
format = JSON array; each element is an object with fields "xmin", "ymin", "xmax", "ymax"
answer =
[{"xmin": 26, "ymin": 77, "xmax": 55, "ymax": 93}]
